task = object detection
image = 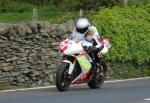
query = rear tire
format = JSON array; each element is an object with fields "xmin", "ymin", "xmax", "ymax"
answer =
[
  {"xmin": 87, "ymin": 71, "xmax": 105, "ymax": 89},
  {"xmin": 56, "ymin": 63, "xmax": 71, "ymax": 92}
]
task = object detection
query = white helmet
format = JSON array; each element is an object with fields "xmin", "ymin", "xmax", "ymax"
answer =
[{"xmin": 76, "ymin": 18, "xmax": 90, "ymax": 34}]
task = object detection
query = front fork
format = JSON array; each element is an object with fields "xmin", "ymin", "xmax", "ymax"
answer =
[{"xmin": 62, "ymin": 58, "xmax": 76, "ymax": 75}]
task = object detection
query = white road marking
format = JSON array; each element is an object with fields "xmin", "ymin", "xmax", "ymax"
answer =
[
  {"xmin": 0, "ymin": 77, "xmax": 150, "ymax": 93},
  {"xmin": 0, "ymin": 86, "xmax": 56, "ymax": 93},
  {"xmin": 144, "ymin": 98, "xmax": 150, "ymax": 101},
  {"xmin": 105, "ymin": 77, "xmax": 150, "ymax": 83}
]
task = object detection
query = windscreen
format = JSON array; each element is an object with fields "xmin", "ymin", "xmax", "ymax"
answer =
[{"xmin": 69, "ymin": 32, "xmax": 84, "ymax": 41}]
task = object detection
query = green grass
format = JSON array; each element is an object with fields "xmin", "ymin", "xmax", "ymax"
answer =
[
  {"xmin": 0, "ymin": 3, "xmax": 82, "ymax": 24},
  {"xmin": 0, "ymin": 2, "xmax": 90, "ymax": 24},
  {"xmin": 0, "ymin": 12, "xmax": 32, "ymax": 23},
  {"xmin": 38, "ymin": 12, "xmax": 79, "ymax": 24},
  {"xmin": 0, "ymin": 1, "xmax": 90, "ymax": 24},
  {"xmin": 0, "ymin": 11, "xmax": 80, "ymax": 24}
]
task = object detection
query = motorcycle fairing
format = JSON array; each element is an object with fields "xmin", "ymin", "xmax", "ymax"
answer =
[
  {"xmin": 62, "ymin": 60, "xmax": 75, "ymax": 75},
  {"xmin": 71, "ymin": 55, "xmax": 92, "ymax": 84},
  {"xmin": 59, "ymin": 39, "xmax": 95, "ymax": 84},
  {"xmin": 77, "ymin": 55, "xmax": 91, "ymax": 73}
]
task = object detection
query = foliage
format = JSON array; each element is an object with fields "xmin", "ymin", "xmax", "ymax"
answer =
[
  {"xmin": 128, "ymin": 0, "xmax": 150, "ymax": 7},
  {"xmin": 93, "ymin": 6, "xmax": 150, "ymax": 65},
  {"xmin": 1, "ymin": 0, "xmax": 150, "ymax": 12},
  {"xmin": 112, "ymin": 63, "xmax": 150, "ymax": 79}
]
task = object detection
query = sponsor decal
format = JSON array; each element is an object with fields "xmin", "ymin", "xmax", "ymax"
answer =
[{"xmin": 78, "ymin": 56, "xmax": 91, "ymax": 72}]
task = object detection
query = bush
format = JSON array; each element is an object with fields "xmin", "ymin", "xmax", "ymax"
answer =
[
  {"xmin": 93, "ymin": 6, "xmax": 150, "ymax": 65},
  {"xmin": 112, "ymin": 63, "xmax": 150, "ymax": 79},
  {"xmin": 128, "ymin": 0, "xmax": 150, "ymax": 7}
]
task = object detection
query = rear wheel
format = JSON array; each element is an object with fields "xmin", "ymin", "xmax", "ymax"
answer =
[
  {"xmin": 56, "ymin": 63, "xmax": 71, "ymax": 91},
  {"xmin": 87, "ymin": 69, "xmax": 105, "ymax": 89}
]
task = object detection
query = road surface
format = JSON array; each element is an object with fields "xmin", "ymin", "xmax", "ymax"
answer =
[{"xmin": 0, "ymin": 78, "xmax": 150, "ymax": 103}]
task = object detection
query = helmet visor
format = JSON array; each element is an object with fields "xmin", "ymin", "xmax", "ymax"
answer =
[{"xmin": 76, "ymin": 27, "xmax": 88, "ymax": 34}]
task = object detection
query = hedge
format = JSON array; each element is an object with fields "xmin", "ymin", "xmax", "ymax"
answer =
[{"xmin": 93, "ymin": 5, "xmax": 150, "ymax": 65}]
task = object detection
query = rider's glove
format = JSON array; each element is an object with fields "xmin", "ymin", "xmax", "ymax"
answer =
[
  {"xmin": 95, "ymin": 45, "xmax": 104, "ymax": 51},
  {"xmin": 83, "ymin": 45, "xmax": 104, "ymax": 53},
  {"xmin": 83, "ymin": 46, "xmax": 96, "ymax": 53},
  {"xmin": 87, "ymin": 46, "xmax": 96, "ymax": 52}
]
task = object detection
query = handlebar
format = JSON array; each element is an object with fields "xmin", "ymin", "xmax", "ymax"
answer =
[{"xmin": 82, "ymin": 45, "xmax": 104, "ymax": 53}]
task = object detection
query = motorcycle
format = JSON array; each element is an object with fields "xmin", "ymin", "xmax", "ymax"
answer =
[{"xmin": 56, "ymin": 36, "xmax": 111, "ymax": 92}]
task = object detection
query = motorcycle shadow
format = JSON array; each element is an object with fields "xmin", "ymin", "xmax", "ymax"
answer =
[{"xmin": 52, "ymin": 85, "xmax": 101, "ymax": 93}]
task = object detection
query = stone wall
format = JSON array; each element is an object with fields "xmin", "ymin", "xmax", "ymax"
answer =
[{"xmin": 0, "ymin": 21, "xmax": 74, "ymax": 86}]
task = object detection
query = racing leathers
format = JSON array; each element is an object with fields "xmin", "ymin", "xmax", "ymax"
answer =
[{"xmin": 70, "ymin": 26, "xmax": 110, "ymax": 55}]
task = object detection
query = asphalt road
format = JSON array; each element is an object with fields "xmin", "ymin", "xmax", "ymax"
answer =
[{"xmin": 0, "ymin": 78, "xmax": 150, "ymax": 103}]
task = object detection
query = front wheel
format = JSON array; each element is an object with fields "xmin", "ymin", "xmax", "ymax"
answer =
[{"xmin": 56, "ymin": 63, "xmax": 71, "ymax": 92}]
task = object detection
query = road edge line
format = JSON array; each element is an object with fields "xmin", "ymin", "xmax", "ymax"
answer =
[{"xmin": 105, "ymin": 77, "xmax": 150, "ymax": 83}]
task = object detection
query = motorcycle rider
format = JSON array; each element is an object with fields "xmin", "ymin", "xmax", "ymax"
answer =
[{"xmin": 69, "ymin": 18, "xmax": 111, "ymax": 76}]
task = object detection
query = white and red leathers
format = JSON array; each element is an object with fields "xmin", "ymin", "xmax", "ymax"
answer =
[{"xmin": 69, "ymin": 26, "xmax": 111, "ymax": 57}]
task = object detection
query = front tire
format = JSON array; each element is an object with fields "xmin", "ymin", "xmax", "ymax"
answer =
[{"xmin": 56, "ymin": 63, "xmax": 71, "ymax": 92}]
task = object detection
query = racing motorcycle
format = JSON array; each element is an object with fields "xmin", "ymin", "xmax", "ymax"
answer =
[{"xmin": 56, "ymin": 36, "xmax": 111, "ymax": 92}]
